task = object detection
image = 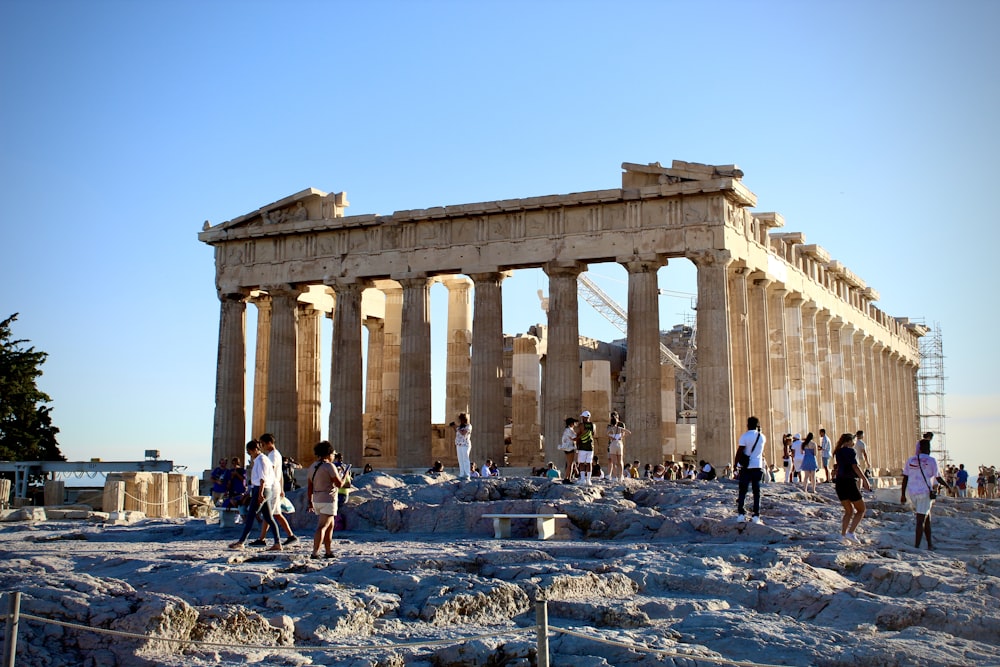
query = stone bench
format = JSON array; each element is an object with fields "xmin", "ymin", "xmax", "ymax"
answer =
[{"xmin": 481, "ymin": 513, "xmax": 568, "ymax": 540}]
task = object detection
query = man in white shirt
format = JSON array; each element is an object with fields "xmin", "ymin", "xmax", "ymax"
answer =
[
  {"xmin": 901, "ymin": 438, "xmax": 951, "ymax": 550},
  {"xmin": 229, "ymin": 439, "xmax": 283, "ymax": 551},
  {"xmin": 252, "ymin": 434, "xmax": 299, "ymax": 547},
  {"xmin": 854, "ymin": 430, "xmax": 871, "ymax": 475},
  {"xmin": 790, "ymin": 433, "xmax": 804, "ymax": 483},
  {"xmin": 733, "ymin": 416, "xmax": 767, "ymax": 524},
  {"xmin": 819, "ymin": 429, "xmax": 833, "ymax": 483}
]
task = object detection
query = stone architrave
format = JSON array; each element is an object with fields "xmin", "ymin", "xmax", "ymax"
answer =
[
  {"xmin": 264, "ymin": 285, "xmax": 301, "ymax": 457},
  {"xmin": 212, "ymin": 289, "xmax": 248, "ymax": 466},
  {"xmin": 441, "ymin": 276, "xmax": 472, "ymax": 423},
  {"xmin": 582, "ymin": 359, "xmax": 612, "ymax": 463},
  {"xmin": 469, "ymin": 271, "xmax": 508, "ymax": 466},
  {"xmin": 362, "ymin": 316, "xmax": 385, "ymax": 458},
  {"xmin": 542, "ymin": 261, "xmax": 585, "ymax": 464},
  {"xmin": 297, "ymin": 303, "xmax": 322, "ymax": 463},
  {"xmin": 747, "ymin": 274, "xmax": 774, "ymax": 463},
  {"xmin": 329, "ymin": 278, "xmax": 366, "ymax": 463},
  {"xmin": 766, "ymin": 283, "xmax": 790, "ymax": 439},
  {"xmin": 783, "ymin": 293, "xmax": 807, "ymax": 433},
  {"xmin": 621, "ymin": 255, "xmax": 666, "ymax": 468},
  {"xmin": 397, "ymin": 276, "xmax": 433, "ymax": 469},
  {"xmin": 511, "ymin": 335, "xmax": 541, "ymax": 467},
  {"xmin": 250, "ymin": 294, "xmax": 271, "ymax": 441},
  {"xmin": 380, "ymin": 286, "xmax": 403, "ymax": 464},
  {"xmin": 687, "ymin": 249, "xmax": 735, "ymax": 469}
]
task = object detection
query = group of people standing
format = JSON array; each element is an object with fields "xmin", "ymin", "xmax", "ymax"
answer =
[
  {"xmin": 558, "ymin": 410, "xmax": 632, "ymax": 485},
  {"xmin": 781, "ymin": 429, "xmax": 872, "ymax": 491}
]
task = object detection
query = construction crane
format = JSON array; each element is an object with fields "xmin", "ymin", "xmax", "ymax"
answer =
[{"xmin": 577, "ymin": 273, "xmax": 697, "ymax": 417}]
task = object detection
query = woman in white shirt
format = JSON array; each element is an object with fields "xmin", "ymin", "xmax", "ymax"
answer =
[{"xmin": 229, "ymin": 440, "xmax": 283, "ymax": 551}]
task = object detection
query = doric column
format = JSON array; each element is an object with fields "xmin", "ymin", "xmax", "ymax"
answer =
[
  {"xmin": 815, "ymin": 310, "xmax": 835, "ymax": 433},
  {"xmin": 687, "ymin": 249, "xmax": 735, "ymax": 469},
  {"xmin": 661, "ymin": 363, "xmax": 677, "ymax": 458},
  {"xmin": 296, "ymin": 302, "xmax": 322, "ymax": 463},
  {"xmin": 582, "ymin": 359, "xmax": 612, "ymax": 459},
  {"xmin": 767, "ymin": 283, "xmax": 790, "ymax": 438},
  {"xmin": 264, "ymin": 285, "xmax": 302, "ymax": 456},
  {"xmin": 469, "ymin": 271, "xmax": 508, "ymax": 466},
  {"xmin": 870, "ymin": 341, "xmax": 887, "ymax": 472},
  {"xmin": 212, "ymin": 288, "xmax": 248, "ymax": 466},
  {"xmin": 728, "ymin": 263, "xmax": 752, "ymax": 422},
  {"xmin": 542, "ymin": 261, "xmax": 586, "ymax": 464},
  {"xmin": 250, "ymin": 294, "xmax": 271, "ymax": 440},
  {"xmin": 363, "ymin": 316, "xmax": 385, "ymax": 458},
  {"xmin": 861, "ymin": 337, "xmax": 879, "ymax": 471},
  {"xmin": 801, "ymin": 303, "xmax": 820, "ymax": 435},
  {"xmin": 747, "ymin": 274, "xmax": 774, "ymax": 459},
  {"xmin": 328, "ymin": 278, "xmax": 366, "ymax": 463},
  {"xmin": 783, "ymin": 293, "xmax": 807, "ymax": 434},
  {"xmin": 511, "ymin": 334, "xmax": 541, "ymax": 467},
  {"xmin": 883, "ymin": 348, "xmax": 901, "ymax": 471},
  {"xmin": 441, "ymin": 276, "xmax": 473, "ymax": 423},
  {"xmin": 828, "ymin": 318, "xmax": 846, "ymax": 436},
  {"xmin": 852, "ymin": 329, "xmax": 871, "ymax": 455},
  {"xmin": 397, "ymin": 275, "xmax": 433, "ymax": 468},
  {"xmin": 381, "ymin": 285, "xmax": 403, "ymax": 464},
  {"xmin": 840, "ymin": 322, "xmax": 858, "ymax": 432},
  {"xmin": 621, "ymin": 255, "xmax": 666, "ymax": 467}
]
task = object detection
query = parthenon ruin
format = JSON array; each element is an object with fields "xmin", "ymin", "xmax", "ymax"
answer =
[{"xmin": 199, "ymin": 160, "xmax": 925, "ymax": 474}]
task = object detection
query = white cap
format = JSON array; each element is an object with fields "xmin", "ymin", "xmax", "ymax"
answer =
[
  {"xmin": 793, "ymin": 433, "xmax": 801, "ymax": 439},
  {"xmin": 581, "ymin": 410, "xmax": 591, "ymax": 418}
]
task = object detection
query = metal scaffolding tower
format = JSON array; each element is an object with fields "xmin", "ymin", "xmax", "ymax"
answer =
[{"xmin": 917, "ymin": 322, "xmax": 947, "ymax": 462}]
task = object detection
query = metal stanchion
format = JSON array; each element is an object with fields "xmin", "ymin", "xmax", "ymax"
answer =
[
  {"xmin": 3, "ymin": 591, "xmax": 21, "ymax": 667},
  {"xmin": 536, "ymin": 595, "xmax": 549, "ymax": 667}
]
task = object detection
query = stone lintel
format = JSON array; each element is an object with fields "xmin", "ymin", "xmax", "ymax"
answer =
[
  {"xmin": 826, "ymin": 261, "xmax": 866, "ymax": 289},
  {"xmin": 621, "ymin": 160, "xmax": 743, "ymax": 188},
  {"xmin": 800, "ymin": 244, "xmax": 830, "ymax": 263},
  {"xmin": 771, "ymin": 232, "xmax": 806, "ymax": 245},
  {"xmin": 863, "ymin": 286, "xmax": 880, "ymax": 302},
  {"xmin": 900, "ymin": 320, "xmax": 931, "ymax": 337},
  {"xmin": 752, "ymin": 212, "xmax": 785, "ymax": 229}
]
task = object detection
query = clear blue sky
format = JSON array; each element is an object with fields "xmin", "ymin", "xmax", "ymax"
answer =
[{"xmin": 2, "ymin": 1, "xmax": 997, "ymax": 474}]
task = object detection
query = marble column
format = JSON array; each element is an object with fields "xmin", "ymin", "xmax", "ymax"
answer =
[
  {"xmin": 212, "ymin": 288, "xmax": 248, "ymax": 466},
  {"xmin": 296, "ymin": 303, "xmax": 322, "ymax": 464},
  {"xmin": 250, "ymin": 294, "xmax": 271, "ymax": 441},
  {"xmin": 511, "ymin": 335, "xmax": 542, "ymax": 467},
  {"xmin": 801, "ymin": 303, "xmax": 821, "ymax": 434},
  {"xmin": 852, "ymin": 329, "xmax": 870, "ymax": 446},
  {"xmin": 542, "ymin": 261, "xmax": 585, "ymax": 464},
  {"xmin": 767, "ymin": 283, "xmax": 790, "ymax": 438},
  {"xmin": 329, "ymin": 279, "xmax": 366, "ymax": 463},
  {"xmin": 815, "ymin": 310, "xmax": 835, "ymax": 433},
  {"xmin": 828, "ymin": 318, "xmax": 846, "ymax": 436},
  {"xmin": 862, "ymin": 337, "xmax": 880, "ymax": 472},
  {"xmin": 381, "ymin": 286, "xmax": 403, "ymax": 464},
  {"xmin": 840, "ymin": 323, "xmax": 858, "ymax": 432},
  {"xmin": 469, "ymin": 271, "xmax": 507, "ymax": 466},
  {"xmin": 783, "ymin": 293, "xmax": 807, "ymax": 434},
  {"xmin": 870, "ymin": 342, "xmax": 887, "ymax": 472},
  {"xmin": 728, "ymin": 264, "xmax": 752, "ymax": 423},
  {"xmin": 264, "ymin": 285, "xmax": 301, "ymax": 456},
  {"xmin": 622, "ymin": 256, "xmax": 666, "ymax": 468},
  {"xmin": 441, "ymin": 276, "xmax": 472, "ymax": 422},
  {"xmin": 363, "ymin": 317, "xmax": 385, "ymax": 458},
  {"xmin": 397, "ymin": 276, "xmax": 433, "ymax": 468},
  {"xmin": 687, "ymin": 249, "xmax": 735, "ymax": 469},
  {"xmin": 661, "ymin": 363, "xmax": 677, "ymax": 459},
  {"xmin": 747, "ymin": 274, "xmax": 774, "ymax": 459}
]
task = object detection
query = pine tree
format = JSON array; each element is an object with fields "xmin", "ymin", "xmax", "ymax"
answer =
[{"xmin": 0, "ymin": 313, "xmax": 65, "ymax": 461}]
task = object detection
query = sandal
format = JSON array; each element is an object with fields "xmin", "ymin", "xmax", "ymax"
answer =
[
  {"xmin": 309, "ymin": 553, "xmax": 321, "ymax": 560},
  {"xmin": 266, "ymin": 544, "xmax": 283, "ymax": 552},
  {"xmin": 228, "ymin": 542, "xmax": 244, "ymax": 550},
  {"xmin": 323, "ymin": 552, "xmax": 336, "ymax": 559}
]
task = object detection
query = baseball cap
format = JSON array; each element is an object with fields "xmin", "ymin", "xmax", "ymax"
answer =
[
  {"xmin": 581, "ymin": 410, "xmax": 591, "ymax": 418},
  {"xmin": 793, "ymin": 433, "xmax": 801, "ymax": 439}
]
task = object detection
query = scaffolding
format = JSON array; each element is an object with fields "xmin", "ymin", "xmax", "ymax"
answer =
[{"xmin": 917, "ymin": 322, "xmax": 947, "ymax": 463}]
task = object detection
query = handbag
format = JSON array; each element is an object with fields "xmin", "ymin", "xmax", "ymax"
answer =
[
  {"xmin": 917, "ymin": 454, "xmax": 937, "ymax": 500},
  {"xmin": 279, "ymin": 497, "xmax": 295, "ymax": 514},
  {"xmin": 736, "ymin": 432, "xmax": 761, "ymax": 469}
]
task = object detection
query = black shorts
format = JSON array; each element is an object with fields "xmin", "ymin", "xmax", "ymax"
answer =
[{"xmin": 835, "ymin": 478, "xmax": 862, "ymax": 503}]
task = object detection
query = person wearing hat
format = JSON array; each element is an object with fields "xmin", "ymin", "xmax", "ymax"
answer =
[
  {"xmin": 210, "ymin": 457, "xmax": 229, "ymax": 505},
  {"xmin": 575, "ymin": 410, "xmax": 596, "ymax": 485},
  {"xmin": 791, "ymin": 433, "xmax": 804, "ymax": 483}
]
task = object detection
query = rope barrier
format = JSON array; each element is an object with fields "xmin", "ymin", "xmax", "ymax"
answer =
[
  {"xmin": 9, "ymin": 611, "xmax": 532, "ymax": 654},
  {"xmin": 121, "ymin": 491, "xmax": 189, "ymax": 509}
]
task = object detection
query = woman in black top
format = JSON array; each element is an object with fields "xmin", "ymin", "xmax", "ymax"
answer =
[{"xmin": 833, "ymin": 433, "xmax": 872, "ymax": 545}]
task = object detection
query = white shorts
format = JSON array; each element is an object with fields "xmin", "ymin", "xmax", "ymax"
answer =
[
  {"xmin": 609, "ymin": 440, "xmax": 623, "ymax": 456},
  {"xmin": 576, "ymin": 450, "xmax": 594, "ymax": 464},
  {"xmin": 907, "ymin": 491, "xmax": 934, "ymax": 515},
  {"xmin": 313, "ymin": 502, "xmax": 335, "ymax": 516}
]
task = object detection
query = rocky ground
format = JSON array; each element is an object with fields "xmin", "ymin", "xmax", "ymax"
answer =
[{"xmin": 1, "ymin": 472, "xmax": 999, "ymax": 667}]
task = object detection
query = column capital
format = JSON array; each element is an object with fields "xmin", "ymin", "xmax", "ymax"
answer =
[
  {"xmin": 468, "ymin": 270, "xmax": 512, "ymax": 284},
  {"xmin": 439, "ymin": 275, "xmax": 473, "ymax": 290},
  {"xmin": 261, "ymin": 283, "xmax": 305, "ymax": 299},
  {"xmin": 685, "ymin": 248, "xmax": 733, "ymax": 268},
  {"xmin": 397, "ymin": 275, "xmax": 434, "ymax": 291},
  {"xmin": 543, "ymin": 260, "xmax": 587, "ymax": 278},
  {"xmin": 324, "ymin": 275, "xmax": 370, "ymax": 292},
  {"xmin": 217, "ymin": 286, "xmax": 249, "ymax": 301},
  {"xmin": 748, "ymin": 271, "xmax": 772, "ymax": 289},
  {"xmin": 617, "ymin": 253, "xmax": 668, "ymax": 273}
]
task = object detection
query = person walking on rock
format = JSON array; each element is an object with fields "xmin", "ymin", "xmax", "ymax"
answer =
[
  {"xmin": 901, "ymin": 438, "xmax": 951, "ymax": 550},
  {"xmin": 734, "ymin": 416, "xmax": 766, "ymax": 524},
  {"xmin": 800, "ymin": 432, "xmax": 819, "ymax": 493},
  {"xmin": 252, "ymin": 433, "xmax": 299, "ymax": 547},
  {"xmin": 306, "ymin": 440, "xmax": 344, "ymax": 559},
  {"xmin": 450, "ymin": 413, "xmax": 472, "ymax": 480},
  {"xmin": 833, "ymin": 433, "xmax": 872, "ymax": 545},
  {"xmin": 229, "ymin": 440, "xmax": 283, "ymax": 551},
  {"xmin": 819, "ymin": 429, "xmax": 832, "ymax": 482}
]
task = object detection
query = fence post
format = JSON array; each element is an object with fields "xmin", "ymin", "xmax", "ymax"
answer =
[
  {"xmin": 3, "ymin": 591, "xmax": 21, "ymax": 667},
  {"xmin": 535, "ymin": 595, "xmax": 549, "ymax": 667}
]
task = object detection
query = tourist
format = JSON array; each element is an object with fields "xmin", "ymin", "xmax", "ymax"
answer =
[
  {"xmin": 252, "ymin": 434, "xmax": 299, "ymax": 547},
  {"xmin": 545, "ymin": 461, "xmax": 560, "ymax": 481},
  {"xmin": 449, "ymin": 413, "xmax": 472, "ymax": 480},
  {"xmin": 606, "ymin": 411, "xmax": 631, "ymax": 482},
  {"xmin": 483, "ymin": 459, "xmax": 500, "ymax": 477},
  {"xmin": 559, "ymin": 416, "xmax": 578, "ymax": 482},
  {"xmin": 697, "ymin": 460, "xmax": 717, "ymax": 481},
  {"xmin": 224, "ymin": 456, "xmax": 246, "ymax": 505},
  {"xmin": 592, "ymin": 461, "xmax": 605, "ymax": 479},
  {"xmin": 210, "ymin": 458, "xmax": 228, "ymax": 505},
  {"xmin": 791, "ymin": 433, "xmax": 804, "ymax": 484},
  {"xmin": 833, "ymin": 433, "xmax": 872, "ymax": 545},
  {"xmin": 987, "ymin": 466, "xmax": 998, "ymax": 498},
  {"xmin": 977, "ymin": 466, "xmax": 988, "ymax": 498},
  {"xmin": 651, "ymin": 464, "xmax": 666, "ymax": 481},
  {"xmin": 306, "ymin": 440, "xmax": 344, "ymax": 559},
  {"xmin": 630, "ymin": 460, "xmax": 641, "ymax": 479},
  {"xmin": 734, "ymin": 416, "xmax": 766, "ymax": 524},
  {"xmin": 901, "ymin": 438, "xmax": 951, "ymax": 550},
  {"xmin": 333, "ymin": 452, "xmax": 352, "ymax": 511},
  {"xmin": 362, "ymin": 463, "xmax": 374, "ymax": 474},
  {"xmin": 855, "ymin": 430, "xmax": 872, "ymax": 476},
  {"xmin": 819, "ymin": 428, "xmax": 832, "ymax": 483},
  {"xmin": 575, "ymin": 411, "xmax": 596, "ymax": 485},
  {"xmin": 427, "ymin": 460, "xmax": 444, "ymax": 476},
  {"xmin": 800, "ymin": 432, "xmax": 818, "ymax": 493},
  {"xmin": 781, "ymin": 434, "xmax": 793, "ymax": 482},
  {"xmin": 470, "ymin": 462, "xmax": 481, "ymax": 478},
  {"xmin": 229, "ymin": 440, "xmax": 282, "ymax": 551}
]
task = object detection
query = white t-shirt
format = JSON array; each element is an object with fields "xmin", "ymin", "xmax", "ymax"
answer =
[
  {"xmin": 455, "ymin": 423, "xmax": 471, "ymax": 447},
  {"xmin": 739, "ymin": 430, "xmax": 766, "ymax": 470},
  {"xmin": 854, "ymin": 438, "xmax": 868, "ymax": 464},
  {"xmin": 266, "ymin": 447, "xmax": 283, "ymax": 496},
  {"xmin": 791, "ymin": 438, "xmax": 803, "ymax": 462},
  {"xmin": 820, "ymin": 435, "xmax": 832, "ymax": 458},
  {"xmin": 560, "ymin": 427, "xmax": 577, "ymax": 451},
  {"xmin": 904, "ymin": 454, "xmax": 938, "ymax": 495},
  {"xmin": 250, "ymin": 453, "xmax": 276, "ymax": 489}
]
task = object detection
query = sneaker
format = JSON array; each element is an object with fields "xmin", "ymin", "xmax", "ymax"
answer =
[
  {"xmin": 737, "ymin": 514, "xmax": 747, "ymax": 523},
  {"xmin": 845, "ymin": 532, "xmax": 861, "ymax": 544},
  {"xmin": 248, "ymin": 539, "xmax": 267, "ymax": 547},
  {"xmin": 751, "ymin": 516, "xmax": 763, "ymax": 525},
  {"xmin": 227, "ymin": 542, "xmax": 245, "ymax": 550},
  {"xmin": 309, "ymin": 553, "xmax": 321, "ymax": 560},
  {"xmin": 283, "ymin": 535, "xmax": 299, "ymax": 545}
]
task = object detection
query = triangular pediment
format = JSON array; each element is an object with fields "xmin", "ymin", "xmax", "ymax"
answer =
[{"xmin": 202, "ymin": 188, "xmax": 349, "ymax": 232}]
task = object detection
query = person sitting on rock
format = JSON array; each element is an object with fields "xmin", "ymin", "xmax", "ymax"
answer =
[{"xmin": 427, "ymin": 460, "xmax": 444, "ymax": 476}]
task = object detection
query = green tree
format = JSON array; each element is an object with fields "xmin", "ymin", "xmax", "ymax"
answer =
[{"xmin": 0, "ymin": 313, "xmax": 64, "ymax": 461}]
